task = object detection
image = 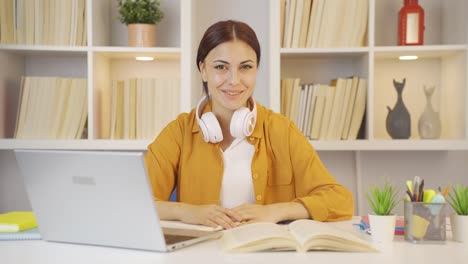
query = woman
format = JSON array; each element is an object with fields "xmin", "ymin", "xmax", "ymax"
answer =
[{"xmin": 145, "ymin": 20, "xmax": 354, "ymax": 229}]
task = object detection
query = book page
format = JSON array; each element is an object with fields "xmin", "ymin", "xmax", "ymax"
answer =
[
  {"xmin": 288, "ymin": 219, "xmax": 377, "ymax": 252},
  {"xmin": 222, "ymin": 222, "xmax": 297, "ymax": 252}
]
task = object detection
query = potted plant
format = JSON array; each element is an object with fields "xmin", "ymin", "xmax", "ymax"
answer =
[
  {"xmin": 365, "ymin": 180, "xmax": 400, "ymax": 242},
  {"xmin": 447, "ymin": 184, "xmax": 468, "ymax": 242},
  {"xmin": 117, "ymin": 0, "xmax": 164, "ymax": 47}
]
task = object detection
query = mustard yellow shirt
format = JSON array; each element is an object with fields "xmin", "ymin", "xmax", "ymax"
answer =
[{"xmin": 145, "ymin": 102, "xmax": 354, "ymax": 222}]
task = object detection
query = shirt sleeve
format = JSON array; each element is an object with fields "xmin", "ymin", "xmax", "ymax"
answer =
[
  {"xmin": 144, "ymin": 117, "xmax": 184, "ymax": 201},
  {"xmin": 288, "ymin": 123, "xmax": 354, "ymax": 222}
]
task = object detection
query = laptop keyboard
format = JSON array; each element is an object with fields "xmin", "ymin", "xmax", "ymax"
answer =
[{"xmin": 164, "ymin": 234, "xmax": 197, "ymax": 245}]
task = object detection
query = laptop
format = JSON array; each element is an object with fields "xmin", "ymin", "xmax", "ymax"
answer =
[{"xmin": 14, "ymin": 149, "xmax": 222, "ymax": 252}]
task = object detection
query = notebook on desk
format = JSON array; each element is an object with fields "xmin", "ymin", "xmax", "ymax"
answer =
[{"xmin": 14, "ymin": 150, "xmax": 221, "ymax": 252}]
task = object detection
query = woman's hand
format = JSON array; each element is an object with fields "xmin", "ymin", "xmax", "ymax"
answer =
[
  {"xmin": 232, "ymin": 202, "xmax": 310, "ymax": 224},
  {"xmin": 231, "ymin": 204, "xmax": 279, "ymax": 224},
  {"xmin": 179, "ymin": 204, "xmax": 243, "ymax": 229}
]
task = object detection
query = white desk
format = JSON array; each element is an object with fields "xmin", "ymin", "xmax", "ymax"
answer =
[{"xmin": 1, "ymin": 220, "xmax": 467, "ymax": 264}]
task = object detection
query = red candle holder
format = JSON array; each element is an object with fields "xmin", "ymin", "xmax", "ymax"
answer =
[{"xmin": 398, "ymin": 0, "xmax": 425, "ymax": 45}]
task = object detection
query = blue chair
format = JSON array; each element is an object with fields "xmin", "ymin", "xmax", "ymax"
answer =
[{"xmin": 169, "ymin": 189, "xmax": 177, "ymax": 202}]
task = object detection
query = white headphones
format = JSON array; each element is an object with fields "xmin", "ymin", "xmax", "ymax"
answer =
[{"xmin": 196, "ymin": 96, "xmax": 257, "ymax": 143}]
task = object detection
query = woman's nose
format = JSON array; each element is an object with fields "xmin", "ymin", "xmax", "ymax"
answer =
[{"xmin": 229, "ymin": 69, "xmax": 240, "ymax": 85}]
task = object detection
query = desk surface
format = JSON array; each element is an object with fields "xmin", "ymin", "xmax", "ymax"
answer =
[{"xmin": 1, "ymin": 219, "xmax": 467, "ymax": 264}]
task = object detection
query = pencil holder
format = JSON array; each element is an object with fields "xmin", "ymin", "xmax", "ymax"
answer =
[{"xmin": 404, "ymin": 201, "xmax": 447, "ymax": 243}]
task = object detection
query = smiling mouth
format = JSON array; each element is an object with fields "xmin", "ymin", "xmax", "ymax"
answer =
[{"xmin": 223, "ymin": 90, "xmax": 243, "ymax": 95}]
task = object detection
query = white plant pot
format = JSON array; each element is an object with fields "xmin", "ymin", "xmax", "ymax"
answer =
[
  {"xmin": 450, "ymin": 214, "xmax": 468, "ymax": 242},
  {"xmin": 368, "ymin": 214, "xmax": 396, "ymax": 243}
]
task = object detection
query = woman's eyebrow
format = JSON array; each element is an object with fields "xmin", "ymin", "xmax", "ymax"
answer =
[
  {"xmin": 212, "ymin": 59, "xmax": 254, "ymax": 65},
  {"xmin": 240, "ymin": 60, "xmax": 254, "ymax": 64},
  {"xmin": 213, "ymin": 59, "xmax": 229, "ymax": 64}
]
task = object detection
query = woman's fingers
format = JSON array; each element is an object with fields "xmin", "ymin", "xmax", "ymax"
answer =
[{"xmin": 218, "ymin": 206, "xmax": 244, "ymax": 222}]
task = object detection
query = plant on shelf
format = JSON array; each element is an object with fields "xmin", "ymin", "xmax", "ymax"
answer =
[
  {"xmin": 365, "ymin": 180, "xmax": 400, "ymax": 242},
  {"xmin": 117, "ymin": 0, "xmax": 164, "ymax": 47},
  {"xmin": 447, "ymin": 184, "xmax": 468, "ymax": 242}
]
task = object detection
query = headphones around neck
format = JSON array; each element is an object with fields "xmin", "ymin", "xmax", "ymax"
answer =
[{"xmin": 195, "ymin": 96, "xmax": 257, "ymax": 143}]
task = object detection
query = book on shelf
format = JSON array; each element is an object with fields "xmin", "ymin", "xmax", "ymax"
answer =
[
  {"xmin": 296, "ymin": 85, "xmax": 307, "ymax": 131},
  {"xmin": 290, "ymin": 0, "xmax": 304, "ymax": 48},
  {"xmin": 341, "ymin": 77, "xmax": 360, "ymax": 139},
  {"xmin": 0, "ymin": 228, "xmax": 41, "ymax": 241},
  {"xmin": 283, "ymin": 0, "xmax": 296, "ymax": 48},
  {"xmin": 353, "ymin": 0, "xmax": 369, "ymax": 47},
  {"xmin": 325, "ymin": 78, "xmax": 347, "ymax": 140},
  {"xmin": 289, "ymin": 78, "xmax": 301, "ymax": 126},
  {"xmin": 306, "ymin": 0, "xmax": 325, "ymax": 48},
  {"xmin": 110, "ymin": 78, "xmax": 180, "ymax": 140},
  {"xmin": 280, "ymin": 79, "xmax": 291, "ymax": 117},
  {"xmin": 347, "ymin": 78, "xmax": 367, "ymax": 140},
  {"xmin": 309, "ymin": 84, "xmax": 327, "ymax": 139},
  {"xmin": 318, "ymin": 84, "xmax": 336, "ymax": 139},
  {"xmin": 14, "ymin": 76, "xmax": 87, "ymax": 139},
  {"xmin": 222, "ymin": 219, "xmax": 378, "ymax": 253},
  {"xmin": 335, "ymin": 77, "xmax": 354, "ymax": 139},
  {"xmin": 303, "ymin": 84, "xmax": 316, "ymax": 137},
  {"xmin": 1, "ymin": 0, "xmax": 86, "ymax": 45},
  {"xmin": 0, "ymin": 0, "xmax": 15, "ymax": 44},
  {"xmin": 298, "ymin": 0, "xmax": 312, "ymax": 48},
  {"xmin": 282, "ymin": 0, "xmax": 367, "ymax": 48},
  {"xmin": 0, "ymin": 211, "xmax": 38, "ymax": 232},
  {"xmin": 280, "ymin": 0, "xmax": 286, "ymax": 46}
]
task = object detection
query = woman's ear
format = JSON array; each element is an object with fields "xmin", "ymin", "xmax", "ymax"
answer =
[{"xmin": 199, "ymin": 61, "xmax": 207, "ymax": 82}]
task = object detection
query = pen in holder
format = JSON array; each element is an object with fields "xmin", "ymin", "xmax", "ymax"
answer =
[{"xmin": 404, "ymin": 201, "xmax": 447, "ymax": 243}]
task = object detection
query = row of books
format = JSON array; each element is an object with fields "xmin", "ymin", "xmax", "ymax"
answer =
[
  {"xmin": 281, "ymin": 76, "xmax": 367, "ymax": 140},
  {"xmin": 15, "ymin": 76, "xmax": 88, "ymax": 139},
  {"xmin": 0, "ymin": 0, "xmax": 87, "ymax": 46},
  {"xmin": 281, "ymin": 0, "xmax": 368, "ymax": 48},
  {"xmin": 110, "ymin": 78, "xmax": 180, "ymax": 140}
]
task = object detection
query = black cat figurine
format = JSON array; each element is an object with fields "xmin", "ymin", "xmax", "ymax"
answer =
[{"xmin": 386, "ymin": 78, "xmax": 411, "ymax": 139}]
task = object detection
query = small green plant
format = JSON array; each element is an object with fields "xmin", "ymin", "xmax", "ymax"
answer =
[
  {"xmin": 365, "ymin": 181, "xmax": 400, "ymax": 215},
  {"xmin": 447, "ymin": 184, "xmax": 468, "ymax": 215},
  {"xmin": 117, "ymin": 0, "xmax": 164, "ymax": 25}
]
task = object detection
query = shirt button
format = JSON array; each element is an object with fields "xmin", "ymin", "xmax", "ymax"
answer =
[
  {"xmin": 252, "ymin": 173, "xmax": 259, "ymax": 180},
  {"xmin": 256, "ymin": 195, "xmax": 262, "ymax": 201},
  {"xmin": 249, "ymin": 137, "xmax": 255, "ymax": 142}
]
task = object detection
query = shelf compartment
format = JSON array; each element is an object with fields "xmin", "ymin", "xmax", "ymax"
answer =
[
  {"xmin": 281, "ymin": 53, "xmax": 369, "ymax": 84},
  {"xmin": 92, "ymin": 0, "xmax": 181, "ymax": 48},
  {"xmin": 92, "ymin": 50, "xmax": 181, "ymax": 140},
  {"xmin": 0, "ymin": 50, "xmax": 88, "ymax": 139},
  {"xmin": 373, "ymin": 49, "xmax": 466, "ymax": 140},
  {"xmin": 375, "ymin": 0, "xmax": 467, "ymax": 47}
]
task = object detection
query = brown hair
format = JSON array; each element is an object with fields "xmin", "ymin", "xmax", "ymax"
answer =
[{"xmin": 196, "ymin": 20, "xmax": 261, "ymax": 95}]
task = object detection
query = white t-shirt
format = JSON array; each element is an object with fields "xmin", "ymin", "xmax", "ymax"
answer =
[{"xmin": 219, "ymin": 138, "xmax": 255, "ymax": 208}]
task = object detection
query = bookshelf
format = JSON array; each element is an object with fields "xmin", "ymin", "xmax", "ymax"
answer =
[
  {"xmin": 1, "ymin": 0, "xmax": 468, "ymax": 215},
  {"xmin": 0, "ymin": 0, "xmax": 187, "ymax": 145},
  {"xmin": 272, "ymin": 0, "xmax": 468, "ymax": 150}
]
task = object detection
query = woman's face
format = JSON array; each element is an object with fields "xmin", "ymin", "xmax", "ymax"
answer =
[{"xmin": 199, "ymin": 40, "xmax": 257, "ymax": 113}]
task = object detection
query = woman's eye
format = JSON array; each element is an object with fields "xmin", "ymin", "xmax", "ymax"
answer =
[
  {"xmin": 241, "ymin": 64, "xmax": 253, "ymax": 70},
  {"xmin": 214, "ymin": 65, "xmax": 226, "ymax": 70}
]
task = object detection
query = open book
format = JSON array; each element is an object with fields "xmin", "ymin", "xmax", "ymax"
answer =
[{"xmin": 222, "ymin": 219, "xmax": 378, "ymax": 252}]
